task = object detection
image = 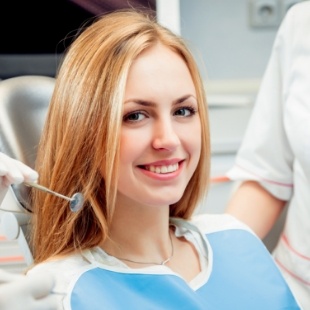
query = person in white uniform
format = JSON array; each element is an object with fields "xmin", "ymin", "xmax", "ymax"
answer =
[
  {"xmin": 0, "ymin": 9, "xmax": 301, "ymax": 309},
  {"xmin": 226, "ymin": 2, "xmax": 310, "ymax": 309}
]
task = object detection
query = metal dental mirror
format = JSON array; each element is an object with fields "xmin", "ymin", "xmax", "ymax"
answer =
[{"xmin": 24, "ymin": 181, "xmax": 84, "ymax": 212}]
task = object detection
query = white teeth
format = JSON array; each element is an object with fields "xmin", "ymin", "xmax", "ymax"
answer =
[
  {"xmin": 148, "ymin": 163, "xmax": 179, "ymax": 174},
  {"xmin": 161, "ymin": 166, "xmax": 168, "ymax": 173},
  {"xmin": 167, "ymin": 165, "xmax": 175, "ymax": 173}
]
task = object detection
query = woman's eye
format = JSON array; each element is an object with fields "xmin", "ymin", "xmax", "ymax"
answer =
[
  {"xmin": 123, "ymin": 111, "xmax": 146, "ymax": 122},
  {"xmin": 174, "ymin": 106, "xmax": 196, "ymax": 117}
]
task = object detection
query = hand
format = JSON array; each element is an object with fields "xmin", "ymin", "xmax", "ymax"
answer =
[
  {"xmin": 0, "ymin": 270, "xmax": 61, "ymax": 310},
  {"xmin": 0, "ymin": 152, "xmax": 38, "ymax": 205}
]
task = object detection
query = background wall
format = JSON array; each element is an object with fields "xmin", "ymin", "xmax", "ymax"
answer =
[{"xmin": 180, "ymin": 0, "xmax": 293, "ymax": 80}]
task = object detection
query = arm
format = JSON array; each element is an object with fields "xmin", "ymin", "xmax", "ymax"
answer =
[
  {"xmin": 225, "ymin": 11, "xmax": 296, "ymax": 239},
  {"xmin": 226, "ymin": 181, "xmax": 286, "ymax": 239}
]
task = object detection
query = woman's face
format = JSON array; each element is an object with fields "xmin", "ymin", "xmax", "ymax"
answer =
[{"xmin": 117, "ymin": 43, "xmax": 201, "ymax": 208}]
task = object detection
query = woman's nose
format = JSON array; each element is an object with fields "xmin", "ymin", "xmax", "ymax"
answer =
[{"xmin": 152, "ymin": 119, "xmax": 180, "ymax": 151}]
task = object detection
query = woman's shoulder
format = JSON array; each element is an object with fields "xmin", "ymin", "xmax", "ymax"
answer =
[
  {"xmin": 190, "ymin": 213, "xmax": 256, "ymax": 236},
  {"xmin": 284, "ymin": 1, "xmax": 310, "ymax": 30},
  {"xmin": 288, "ymin": 1, "xmax": 310, "ymax": 19},
  {"xmin": 29, "ymin": 252, "xmax": 88, "ymax": 272},
  {"xmin": 27, "ymin": 252, "xmax": 92, "ymax": 294}
]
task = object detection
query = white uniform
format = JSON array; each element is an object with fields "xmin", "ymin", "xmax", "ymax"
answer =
[{"xmin": 227, "ymin": 2, "xmax": 310, "ymax": 309}]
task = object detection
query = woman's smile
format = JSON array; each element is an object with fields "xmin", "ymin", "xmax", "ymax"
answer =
[
  {"xmin": 138, "ymin": 160, "xmax": 185, "ymax": 181},
  {"xmin": 144, "ymin": 163, "xmax": 179, "ymax": 174},
  {"xmin": 139, "ymin": 158, "xmax": 183, "ymax": 174}
]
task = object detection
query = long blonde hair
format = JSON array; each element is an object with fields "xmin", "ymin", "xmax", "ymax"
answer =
[{"xmin": 31, "ymin": 9, "xmax": 210, "ymax": 263}]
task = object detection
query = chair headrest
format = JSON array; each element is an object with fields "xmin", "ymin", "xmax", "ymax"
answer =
[{"xmin": 0, "ymin": 75, "xmax": 55, "ymax": 211}]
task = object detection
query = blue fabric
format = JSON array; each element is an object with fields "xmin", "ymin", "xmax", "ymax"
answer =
[{"xmin": 70, "ymin": 229, "xmax": 300, "ymax": 309}]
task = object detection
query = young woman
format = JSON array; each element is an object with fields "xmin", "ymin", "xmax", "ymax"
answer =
[{"xmin": 0, "ymin": 9, "xmax": 301, "ymax": 309}]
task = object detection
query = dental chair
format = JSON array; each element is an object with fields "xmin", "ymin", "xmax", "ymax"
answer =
[{"xmin": 0, "ymin": 75, "xmax": 55, "ymax": 266}]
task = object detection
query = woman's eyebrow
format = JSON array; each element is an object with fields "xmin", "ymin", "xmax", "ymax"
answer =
[
  {"xmin": 124, "ymin": 94, "xmax": 197, "ymax": 106},
  {"xmin": 124, "ymin": 99, "xmax": 156, "ymax": 107},
  {"xmin": 174, "ymin": 94, "xmax": 197, "ymax": 104}
]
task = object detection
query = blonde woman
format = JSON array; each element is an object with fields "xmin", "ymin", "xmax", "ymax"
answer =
[{"xmin": 0, "ymin": 9, "xmax": 300, "ymax": 310}]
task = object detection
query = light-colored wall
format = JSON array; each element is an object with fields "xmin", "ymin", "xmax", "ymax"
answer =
[{"xmin": 180, "ymin": 0, "xmax": 279, "ymax": 80}]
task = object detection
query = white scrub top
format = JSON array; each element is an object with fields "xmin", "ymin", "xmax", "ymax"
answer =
[{"xmin": 227, "ymin": 2, "xmax": 310, "ymax": 309}]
